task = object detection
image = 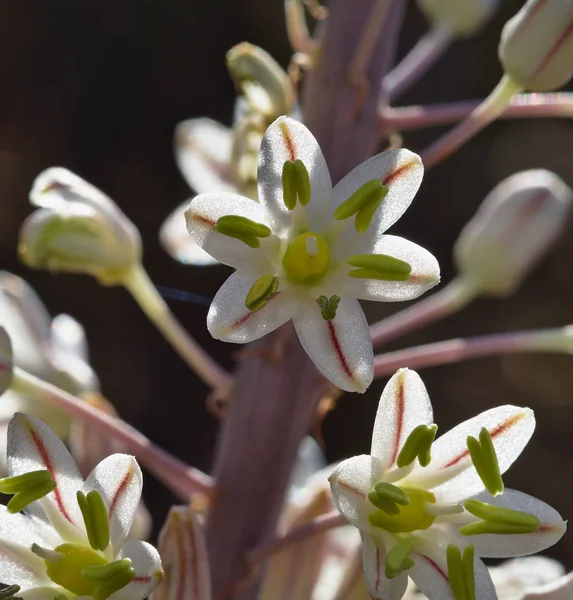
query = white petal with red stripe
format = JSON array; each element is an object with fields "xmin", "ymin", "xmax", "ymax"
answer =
[
  {"xmin": 404, "ymin": 406, "xmax": 535, "ymax": 502},
  {"xmin": 175, "ymin": 118, "xmax": 235, "ymax": 194},
  {"xmin": 336, "ymin": 235, "xmax": 440, "ymax": 302},
  {"xmin": 361, "ymin": 534, "xmax": 408, "ymax": 600},
  {"xmin": 113, "ymin": 540, "xmax": 164, "ymax": 600},
  {"xmin": 7, "ymin": 413, "xmax": 84, "ymax": 540},
  {"xmin": 455, "ymin": 489, "xmax": 566, "ymax": 558},
  {"xmin": 370, "ymin": 369, "xmax": 433, "ymax": 469},
  {"xmin": 293, "ymin": 297, "xmax": 373, "ymax": 393},
  {"xmin": 329, "ymin": 455, "xmax": 385, "ymax": 530},
  {"xmin": 207, "ymin": 271, "xmax": 300, "ymax": 343},
  {"xmin": 257, "ymin": 116, "xmax": 332, "ymax": 233},
  {"xmin": 85, "ymin": 454, "xmax": 143, "ymax": 552},
  {"xmin": 332, "ymin": 149, "xmax": 423, "ymax": 242},
  {"xmin": 185, "ymin": 192, "xmax": 276, "ymax": 271}
]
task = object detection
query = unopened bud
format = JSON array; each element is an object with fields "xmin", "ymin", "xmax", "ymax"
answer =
[
  {"xmin": 499, "ymin": 0, "xmax": 573, "ymax": 92},
  {"xmin": 454, "ymin": 170, "xmax": 572, "ymax": 297},
  {"xmin": 0, "ymin": 328, "xmax": 13, "ymax": 396},
  {"xmin": 19, "ymin": 169, "xmax": 142, "ymax": 285},
  {"xmin": 417, "ymin": 0, "xmax": 501, "ymax": 37}
]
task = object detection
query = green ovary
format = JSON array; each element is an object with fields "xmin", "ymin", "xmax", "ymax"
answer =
[
  {"xmin": 282, "ymin": 232, "xmax": 330, "ymax": 284},
  {"xmin": 45, "ymin": 544, "xmax": 106, "ymax": 596},
  {"xmin": 369, "ymin": 488, "xmax": 436, "ymax": 534}
]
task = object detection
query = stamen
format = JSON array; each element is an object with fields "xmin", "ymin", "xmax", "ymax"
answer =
[
  {"xmin": 31, "ymin": 544, "xmax": 62, "ymax": 562},
  {"xmin": 77, "ymin": 490, "xmax": 110, "ymax": 552},
  {"xmin": 466, "ymin": 428, "xmax": 504, "ymax": 496},
  {"xmin": 424, "ymin": 502, "xmax": 464, "ymax": 516},
  {"xmin": 447, "ymin": 544, "xmax": 476, "ymax": 600},
  {"xmin": 396, "ymin": 424, "xmax": 438, "ymax": 468},
  {"xmin": 334, "ymin": 180, "xmax": 388, "ymax": 233},
  {"xmin": 385, "ymin": 538, "xmax": 414, "ymax": 579},
  {"xmin": 92, "ymin": 566, "xmax": 135, "ymax": 600},
  {"xmin": 214, "ymin": 215, "xmax": 271, "ymax": 248},
  {"xmin": 460, "ymin": 499, "xmax": 540, "ymax": 535},
  {"xmin": 245, "ymin": 275, "xmax": 279, "ymax": 311},
  {"xmin": 281, "ymin": 159, "xmax": 311, "ymax": 210},
  {"xmin": 0, "ymin": 586, "xmax": 21, "ymax": 600},
  {"xmin": 0, "ymin": 470, "xmax": 56, "ymax": 513},
  {"xmin": 347, "ymin": 254, "xmax": 412, "ymax": 281},
  {"xmin": 82, "ymin": 559, "xmax": 134, "ymax": 582},
  {"xmin": 316, "ymin": 295, "xmax": 340, "ymax": 321}
]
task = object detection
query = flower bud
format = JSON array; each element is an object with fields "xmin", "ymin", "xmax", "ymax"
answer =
[
  {"xmin": 19, "ymin": 168, "xmax": 142, "ymax": 285},
  {"xmin": 0, "ymin": 327, "xmax": 13, "ymax": 397},
  {"xmin": 454, "ymin": 170, "xmax": 572, "ymax": 297},
  {"xmin": 417, "ymin": 0, "xmax": 501, "ymax": 36},
  {"xmin": 499, "ymin": 0, "xmax": 573, "ymax": 92}
]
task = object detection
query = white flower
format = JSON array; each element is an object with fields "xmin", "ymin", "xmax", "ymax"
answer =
[
  {"xmin": 19, "ymin": 168, "xmax": 142, "ymax": 285},
  {"xmin": 499, "ymin": 0, "xmax": 573, "ymax": 92},
  {"xmin": 454, "ymin": 170, "xmax": 572, "ymax": 297},
  {"xmin": 0, "ymin": 413, "xmax": 163, "ymax": 600},
  {"xmin": 522, "ymin": 569, "xmax": 573, "ymax": 600},
  {"xmin": 329, "ymin": 369, "xmax": 566, "ymax": 600},
  {"xmin": 185, "ymin": 116, "xmax": 440, "ymax": 392},
  {"xmin": 417, "ymin": 0, "xmax": 501, "ymax": 37}
]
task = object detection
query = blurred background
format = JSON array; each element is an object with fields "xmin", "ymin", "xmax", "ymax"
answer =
[{"xmin": 1, "ymin": 0, "xmax": 573, "ymax": 565}]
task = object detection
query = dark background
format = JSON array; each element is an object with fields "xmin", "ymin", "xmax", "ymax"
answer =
[{"xmin": 2, "ymin": 0, "xmax": 573, "ymax": 566}]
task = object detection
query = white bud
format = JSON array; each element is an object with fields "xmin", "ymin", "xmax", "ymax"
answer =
[
  {"xmin": 417, "ymin": 0, "xmax": 501, "ymax": 36},
  {"xmin": 19, "ymin": 168, "xmax": 142, "ymax": 285},
  {"xmin": 454, "ymin": 170, "xmax": 572, "ymax": 297},
  {"xmin": 499, "ymin": 0, "xmax": 573, "ymax": 91}
]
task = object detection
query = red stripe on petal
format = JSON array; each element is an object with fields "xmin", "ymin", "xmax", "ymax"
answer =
[
  {"xmin": 389, "ymin": 374, "xmax": 405, "ymax": 467},
  {"xmin": 27, "ymin": 424, "xmax": 73, "ymax": 523},
  {"xmin": 337, "ymin": 479, "xmax": 366, "ymax": 500},
  {"xmin": 532, "ymin": 13, "xmax": 573, "ymax": 78},
  {"xmin": 417, "ymin": 553, "xmax": 449, "ymax": 582},
  {"xmin": 228, "ymin": 292, "xmax": 280, "ymax": 331},
  {"xmin": 327, "ymin": 320, "xmax": 354, "ymax": 382},
  {"xmin": 442, "ymin": 412, "xmax": 526, "ymax": 469},
  {"xmin": 382, "ymin": 160, "xmax": 417, "ymax": 186},
  {"xmin": 109, "ymin": 468, "xmax": 133, "ymax": 517},
  {"xmin": 133, "ymin": 576, "xmax": 152, "ymax": 583},
  {"xmin": 375, "ymin": 545, "xmax": 382, "ymax": 592},
  {"xmin": 190, "ymin": 213, "xmax": 216, "ymax": 227},
  {"xmin": 279, "ymin": 121, "xmax": 297, "ymax": 162}
]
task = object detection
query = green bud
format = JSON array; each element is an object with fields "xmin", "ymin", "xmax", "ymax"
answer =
[
  {"xmin": 466, "ymin": 427, "xmax": 504, "ymax": 496},
  {"xmin": 77, "ymin": 490, "xmax": 110, "ymax": 552},
  {"xmin": 347, "ymin": 254, "xmax": 412, "ymax": 281},
  {"xmin": 245, "ymin": 275, "xmax": 279, "ymax": 311},
  {"xmin": 0, "ymin": 470, "xmax": 56, "ymax": 513},
  {"xmin": 214, "ymin": 215, "xmax": 271, "ymax": 248},
  {"xmin": 461, "ymin": 499, "xmax": 540, "ymax": 536},
  {"xmin": 334, "ymin": 180, "xmax": 388, "ymax": 233},
  {"xmin": 316, "ymin": 295, "xmax": 340, "ymax": 320},
  {"xmin": 396, "ymin": 424, "xmax": 438, "ymax": 468},
  {"xmin": 282, "ymin": 160, "xmax": 311, "ymax": 210},
  {"xmin": 385, "ymin": 538, "xmax": 414, "ymax": 579},
  {"xmin": 447, "ymin": 544, "xmax": 476, "ymax": 600}
]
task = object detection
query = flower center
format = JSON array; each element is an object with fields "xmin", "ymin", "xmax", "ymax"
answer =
[
  {"xmin": 368, "ymin": 487, "xmax": 436, "ymax": 534},
  {"xmin": 282, "ymin": 231, "xmax": 330, "ymax": 284},
  {"xmin": 44, "ymin": 544, "xmax": 107, "ymax": 596}
]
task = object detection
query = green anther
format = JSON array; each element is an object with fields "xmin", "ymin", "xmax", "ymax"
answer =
[
  {"xmin": 0, "ymin": 585, "xmax": 21, "ymax": 600},
  {"xmin": 466, "ymin": 428, "xmax": 504, "ymax": 496},
  {"xmin": 347, "ymin": 254, "xmax": 412, "ymax": 281},
  {"xmin": 214, "ymin": 215, "xmax": 271, "ymax": 249},
  {"xmin": 281, "ymin": 160, "xmax": 311, "ymax": 210},
  {"xmin": 245, "ymin": 275, "xmax": 279, "ymax": 311},
  {"xmin": 53, "ymin": 596, "xmax": 67, "ymax": 600},
  {"xmin": 0, "ymin": 470, "xmax": 56, "ymax": 514},
  {"xmin": 374, "ymin": 482, "xmax": 410, "ymax": 506},
  {"xmin": 396, "ymin": 424, "xmax": 438, "ymax": 468},
  {"xmin": 384, "ymin": 538, "xmax": 414, "ymax": 579},
  {"xmin": 83, "ymin": 559, "xmax": 134, "ymax": 582},
  {"xmin": 367, "ymin": 491, "xmax": 400, "ymax": 516},
  {"xmin": 334, "ymin": 180, "xmax": 389, "ymax": 233},
  {"xmin": 77, "ymin": 490, "xmax": 110, "ymax": 552},
  {"xmin": 316, "ymin": 295, "xmax": 340, "ymax": 320},
  {"xmin": 447, "ymin": 544, "xmax": 476, "ymax": 600},
  {"xmin": 460, "ymin": 499, "xmax": 540, "ymax": 536},
  {"xmin": 93, "ymin": 567, "xmax": 135, "ymax": 600}
]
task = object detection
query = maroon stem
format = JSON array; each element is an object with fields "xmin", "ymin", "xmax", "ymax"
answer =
[{"xmin": 206, "ymin": 2, "xmax": 406, "ymax": 599}]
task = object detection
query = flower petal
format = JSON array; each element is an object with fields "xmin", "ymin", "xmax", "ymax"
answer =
[
  {"xmin": 151, "ymin": 506, "xmax": 210, "ymax": 600},
  {"xmin": 160, "ymin": 201, "xmax": 219, "ymax": 266},
  {"xmin": 174, "ymin": 119, "xmax": 235, "ymax": 194},
  {"xmin": 329, "ymin": 455, "xmax": 385, "ymax": 530},
  {"xmin": 185, "ymin": 192, "xmax": 276, "ymax": 270},
  {"xmin": 114, "ymin": 540, "xmax": 164, "ymax": 600},
  {"xmin": 523, "ymin": 570, "xmax": 573, "ymax": 600},
  {"xmin": 405, "ymin": 406, "xmax": 535, "ymax": 502},
  {"xmin": 361, "ymin": 534, "xmax": 408, "ymax": 600},
  {"xmin": 293, "ymin": 297, "xmax": 373, "ymax": 393},
  {"xmin": 334, "ymin": 235, "xmax": 440, "ymax": 302},
  {"xmin": 332, "ymin": 149, "xmax": 423, "ymax": 240},
  {"xmin": 370, "ymin": 369, "xmax": 433, "ymax": 469},
  {"xmin": 257, "ymin": 116, "xmax": 332, "ymax": 233},
  {"xmin": 7, "ymin": 413, "xmax": 84, "ymax": 540},
  {"xmin": 456, "ymin": 489, "xmax": 566, "ymax": 558},
  {"xmin": 207, "ymin": 271, "xmax": 299, "ymax": 343},
  {"xmin": 84, "ymin": 454, "xmax": 143, "ymax": 552}
]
